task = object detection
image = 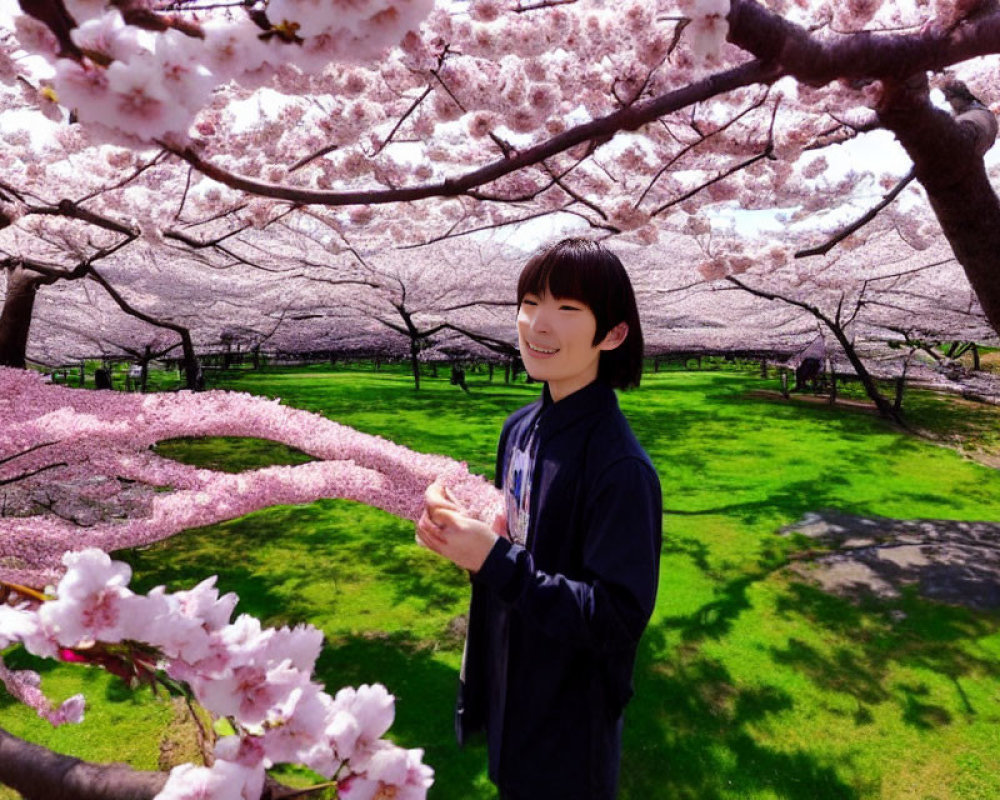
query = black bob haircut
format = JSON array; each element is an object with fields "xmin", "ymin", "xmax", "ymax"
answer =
[{"xmin": 517, "ymin": 238, "xmax": 644, "ymax": 390}]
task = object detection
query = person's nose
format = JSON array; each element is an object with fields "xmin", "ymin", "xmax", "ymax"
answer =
[{"xmin": 529, "ymin": 304, "xmax": 552, "ymax": 335}]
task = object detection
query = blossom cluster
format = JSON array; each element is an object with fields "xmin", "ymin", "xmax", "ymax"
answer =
[
  {"xmin": 0, "ymin": 366, "xmax": 503, "ymax": 589},
  {"xmin": 680, "ymin": 0, "xmax": 731, "ymax": 63},
  {"xmin": 18, "ymin": 0, "xmax": 434, "ymax": 144},
  {"xmin": 1, "ymin": 549, "xmax": 433, "ymax": 800}
]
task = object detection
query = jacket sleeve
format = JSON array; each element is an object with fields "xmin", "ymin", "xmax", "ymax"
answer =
[{"xmin": 473, "ymin": 456, "xmax": 661, "ymax": 653}]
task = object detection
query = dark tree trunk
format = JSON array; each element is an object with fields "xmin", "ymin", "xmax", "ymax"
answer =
[
  {"xmin": 140, "ymin": 345, "xmax": 150, "ymax": 393},
  {"xmin": 409, "ymin": 340, "xmax": 420, "ymax": 390},
  {"xmin": 826, "ymin": 326, "xmax": 902, "ymax": 424},
  {"xmin": 894, "ymin": 376, "xmax": 906, "ymax": 412},
  {"xmin": 179, "ymin": 331, "xmax": 201, "ymax": 391},
  {"xmin": 878, "ymin": 85, "xmax": 1000, "ymax": 337},
  {"xmin": 0, "ymin": 266, "xmax": 44, "ymax": 368}
]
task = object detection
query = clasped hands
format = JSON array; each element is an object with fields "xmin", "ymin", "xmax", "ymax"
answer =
[{"xmin": 416, "ymin": 481, "xmax": 507, "ymax": 574}]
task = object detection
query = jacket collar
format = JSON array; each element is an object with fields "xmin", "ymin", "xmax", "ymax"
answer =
[{"xmin": 534, "ymin": 379, "xmax": 617, "ymax": 442}]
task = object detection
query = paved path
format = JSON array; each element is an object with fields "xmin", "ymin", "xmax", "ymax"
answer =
[{"xmin": 781, "ymin": 510, "xmax": 1000, "ymax": 610}]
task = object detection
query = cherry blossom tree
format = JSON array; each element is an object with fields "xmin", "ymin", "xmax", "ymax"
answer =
[
  {"xmin": 6, "ymin": 0, "xmax": 1000, "ymax": 370},
  {"xmin": 7, "ymin": 0, "xmax": 1000, "ymax": 336},
  {"xmin": 698, "ymin": 223, "xmax": 997, "ymax": 420},
  {"xmin": 342, "ymin": 237, "xmax": 518, "ymax": 387}
]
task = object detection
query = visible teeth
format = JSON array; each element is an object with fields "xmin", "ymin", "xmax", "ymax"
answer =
[{"xmin": 529, "ymin": 343, "xmax": 557, "ymax": 354}]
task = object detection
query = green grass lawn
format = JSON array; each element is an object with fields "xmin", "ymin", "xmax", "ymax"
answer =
[{"xmin": 3, "ymin": 363, "xmax": 1000, "ymax": 799}]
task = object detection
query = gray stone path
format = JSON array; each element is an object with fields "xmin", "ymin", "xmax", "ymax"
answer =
[{"xmin": 781, "ymin": 510, "xmax": 1000, "ymax": 610}]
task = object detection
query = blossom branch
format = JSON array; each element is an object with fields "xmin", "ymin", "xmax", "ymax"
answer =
[
  {"xmin": 636, "ymin": 91, "xmax": 770, "ymax": 208},
  {"xmin": 728, "ymin": 0, "xmax": 1000, "ymax": 83},
  {"xmin": 795, "ymin": 168, "xmax": 917, "ymax": 258},
  {"xmin": 169, "ymin": 59, "xmax": 779, "ymax": 207}
]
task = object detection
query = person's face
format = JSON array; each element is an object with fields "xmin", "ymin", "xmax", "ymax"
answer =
[{"xmin": 517, "ymin": 289, "xmax": 626, "ymax": 402}]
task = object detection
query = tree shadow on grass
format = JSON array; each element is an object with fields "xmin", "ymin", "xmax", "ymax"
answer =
[
  {"xmin": 621, "ymin": 628, "xmax": 861, "ymax": 800},
  {"xmin": 664, "ymin": 476, "xmax": 854, "ymax": 530},
  {"xmin": 771, "ymin": 582, "xmax": 999, "ymax": 729},
  {"xmin": 121, "ymin": 499, "xmax": 469, "ymax": 631},
  {"xmin": 781, "ymin": 511, "xmax": 1000, "ymax": 610}
]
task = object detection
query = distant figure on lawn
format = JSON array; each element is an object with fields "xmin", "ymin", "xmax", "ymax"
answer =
[
  {"xmin": 417, "ymin": 238, "xmax": 662, "ymax": 800},
  {"xmin": 794, "ymin": 335, "xmax": 826, "ymax": 392},
  {"xmin": 450, "ymin": 365, "xmax": 469, "ymax": 393}
]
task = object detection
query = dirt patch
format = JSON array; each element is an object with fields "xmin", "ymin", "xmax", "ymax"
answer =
[
  {"xmin": 746, "ymin": 389, "xmax": 881, "ymax": 414},
  {"xmin": 158, "ymin": 697, "xmax": 208, "ymax": 770},
  {"xmin": 781, "ymin": 510, "xmax": 1000, "ymax": 610}
]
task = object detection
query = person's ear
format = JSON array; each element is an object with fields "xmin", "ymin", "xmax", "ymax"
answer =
[{"xmin": 598, "ymin": 322, "xmax": 628, "ymax": 351}]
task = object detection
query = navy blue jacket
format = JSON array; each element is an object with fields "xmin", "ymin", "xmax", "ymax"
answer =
[{"xmin": 456, "ymin": 380, "xmax": 662, "ymax": 799}]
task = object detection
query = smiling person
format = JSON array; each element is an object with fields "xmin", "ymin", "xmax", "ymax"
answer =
[{"xmin": 416, "ymin": 238, "xmax": 662, "ymax": 800}]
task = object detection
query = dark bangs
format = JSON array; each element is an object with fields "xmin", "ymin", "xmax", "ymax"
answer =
[{"xmin": 517, "ymin": 238, "xmax": 644, "ymax": 389}]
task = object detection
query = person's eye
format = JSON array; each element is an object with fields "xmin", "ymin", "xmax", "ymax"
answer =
[
  {"xmin": 559, "ymin": 304, "xmax": 581, "ymax": 311},
  {"xmin": 522, "ymin": 298, "xmax": 538, "ymax": 306}
]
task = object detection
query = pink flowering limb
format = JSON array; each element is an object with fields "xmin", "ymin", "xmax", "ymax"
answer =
[
  {"xmin": 169, "ymin": 57, "xmax": 777, "ymax": 207},
  {"xmin": 1, "ymin": 549, "xmax": 433, "ymax": 800},
  {"xmin": 1, "ymin": 367, "xmax": 502, "ymax": 588}
]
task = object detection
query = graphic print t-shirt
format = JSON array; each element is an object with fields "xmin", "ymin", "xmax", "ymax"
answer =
[{"xmin": 504, "ymin": 423, "xmax": 538, "ymax": 546}]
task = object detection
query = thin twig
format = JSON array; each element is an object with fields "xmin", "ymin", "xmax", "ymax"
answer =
[{"xmin": 795, "ymin": 167, "xmax": 917, "ymax": 258}]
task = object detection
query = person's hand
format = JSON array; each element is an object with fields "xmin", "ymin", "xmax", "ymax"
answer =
[
  {"xmin": 423, "ymin": 480, "xmax": 462, "ymax": 520},
  {"xmin": 416, "ymin": 504, "xmax": 498, "ymax": 574}
]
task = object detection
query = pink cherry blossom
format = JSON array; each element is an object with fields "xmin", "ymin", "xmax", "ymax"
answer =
[{"xmin": 37, "ymin": 549, "xmax": 142, "ymax": 647}]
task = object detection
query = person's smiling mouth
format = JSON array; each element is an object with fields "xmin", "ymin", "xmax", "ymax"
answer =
[{"xmin": 526, "ymin": 342, "xmax": 559, "ymax": 355}]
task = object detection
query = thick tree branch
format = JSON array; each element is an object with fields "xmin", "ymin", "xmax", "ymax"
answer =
[
  {"xmin": 0, "ymin": 726, "xmax": 301, "ymax": 800},
  {"xmin": 728, "ymin": 0, "xmax": 1000, "ymax": 84},
  {"xmin": 0, "ymin": 726, "xmax": 167, "ymax": 800},
  {"xmin": 875, "ymin": 78, "xmax": 1000, "ymax": 334},
  {"xmin": 169, "ymin": 59, "xmax": 779, "ymax": 207}
]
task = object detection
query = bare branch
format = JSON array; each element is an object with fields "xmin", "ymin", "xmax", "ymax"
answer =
[
  {"xmin": 649, "ymin": 146, "xmax": 773, "ymax": 218},
  {"xmin": 795, "ymin": 168, "xmax": 917, "ymax": 259},
  {"xmin": 0, "ymin": 441, "xmax": 60, "ymax": 468},
  {"xmin": 74, "ymin": 151, "xmax": 170, "ymax": 206},
  {"xmin": 370, "ymin": 86, "xmax": 433, "ymax": 158},
  {"xmin": 289, "ymin": 143, "xmax": 341, "ymax": 174},
  {"xmin": 636, "ymin": 90, "xmax": 769, "ymax": 207},
  {"xmin": 513, "ymin": 0, "xmax": 579, "ymax": 13}
]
